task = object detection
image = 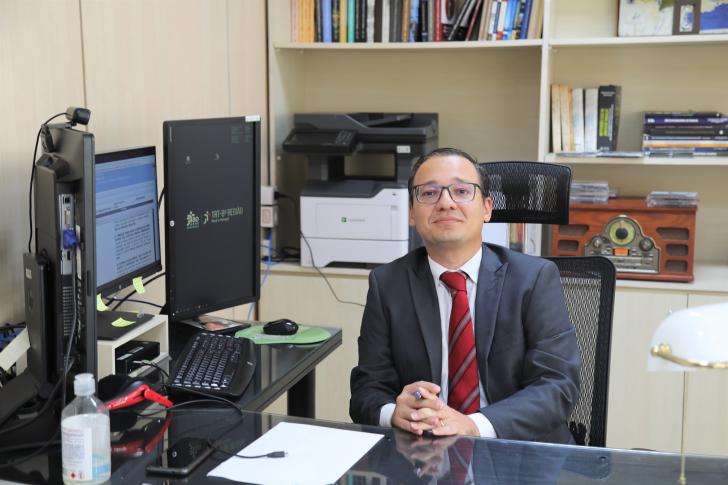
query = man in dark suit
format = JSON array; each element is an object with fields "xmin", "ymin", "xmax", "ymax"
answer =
[{"xmin": 350, "ymin": 148, "xmax": 580, "ymax": 444}]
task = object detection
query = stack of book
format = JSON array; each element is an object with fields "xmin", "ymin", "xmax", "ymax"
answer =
[
  {"xmin": 290, "ymin": 0, "xmax": 544, "ymax": 43},
  {"xmin": 551, "ymin": 84, "xmax": 621, "ymax": 154},
  {"xmin": 642, "ymin": 112, "xmax": 728, "ymax": 157}
]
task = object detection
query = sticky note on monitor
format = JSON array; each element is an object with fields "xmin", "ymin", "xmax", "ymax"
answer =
[
  {"xmin": 96, "ymin": 294, "xmax": 109, "ymax": 312},
  {"xmin": 132, "ymin": 276, "xmax": 146, "ymax": 294}
]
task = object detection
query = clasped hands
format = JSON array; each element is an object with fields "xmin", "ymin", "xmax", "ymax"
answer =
[{"xmin": 392, "ymin": 381, "xmax": 479, "ymax": 437}]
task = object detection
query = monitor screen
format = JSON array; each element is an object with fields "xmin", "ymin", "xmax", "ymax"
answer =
[
  {"xmin": 95, "ymin": 146, "xmax": 162, "ymax": 296},
  {"xmin": 163, "ymin": 116, "xmax": 260, "ymax": 322}
]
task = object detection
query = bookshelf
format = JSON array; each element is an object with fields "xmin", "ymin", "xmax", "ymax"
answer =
[
  {"xmin": 274, "ymin": 39, "xmax": 544, "ymax": 50},
  {"xmin": 266, "ymin": 0, "xmax": 728, "ymax": 454},
  {"xmin": 546, "ymin": 154, "xmax": 728, "ymax": 166}
]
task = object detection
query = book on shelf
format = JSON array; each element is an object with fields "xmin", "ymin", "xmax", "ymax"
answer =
[
  {"xmin": 597, "ymin": 85, "xmax": 621, "ymax": 152},
  {"xmin": 554, "ymin": 151, "xmax": 643, "ymax": 158},
  {"xmin": 550, "ymin": 84, "xmax": 562, "ymax": 153},
  {"xmin": 645, "ymin": 125, "xmax": 727, "ymax": 136},
  {"xmin": 465, "ymin": 0, "xmax": 484, "ymax": 40},
  {"xmin": 644, "ymin": 115, "xmax": 728, "ymax": 125},
  {"xmin": 584, "ymin": 88, "xmax": 598, "ymax": 153},
  {"xmin": 410, "ymin": 0, "xmax": 418, "ymax": 40},
  {"xmin": 477, "ymin": 0, "xmax": 492, "ymax": 39},
  {"xmin": 323, "ymin": 0, "xmax": 333, "ymax": 42},
  {"xmin": 559, "ymin": 84, "xmax": 574, "ymax": 152},
  {"xmin": 419, "ymin": 0, "xmax": 428, "ymax": 41},
  {"xmin": 645, "ymin": 134, "xmax": 728, "ymax": 141},
  {"xmin": 440, "ymin": 0, "xmax": 461, "ymax": 39},
  {"xmin": 572, "ymin": 88, "xmax": 585, "ymax": 153},
  {"xmin": 289, "ymin": 0, "xmax": 542, "ymax": 42},
  {"xmin": 366, "ymin": 0, "xmax": 375, "ymax": 42}
]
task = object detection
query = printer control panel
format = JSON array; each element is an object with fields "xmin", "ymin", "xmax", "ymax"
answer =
[{"xmin": 283, "ymin": 129, "xmax": 357, "ymax": 153}]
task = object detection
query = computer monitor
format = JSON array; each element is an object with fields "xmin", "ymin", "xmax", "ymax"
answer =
[
  {"xmin": 95, "ymin": 146, "xmax": 162, "ymax": 336},
  {"xmin": 2, "ymin": 112, "xmax": 97, "ymax": 436},
  {"xmin": 163, "ymin": 116, "xmax": 261, "ymax": 324}
]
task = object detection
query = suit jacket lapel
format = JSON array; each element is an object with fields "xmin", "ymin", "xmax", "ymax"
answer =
[
  {"xmin": 474, "ymin": 244, "xmax": 507, "ymax": 384},
  {"xmin": 408, "ymin": 251, "xmax": 442, "ymax": 386}
]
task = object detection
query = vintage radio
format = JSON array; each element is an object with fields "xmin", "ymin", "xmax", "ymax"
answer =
[{"xmin": 551, "ymin": 198, "xmax": 697, "ymax": 282}]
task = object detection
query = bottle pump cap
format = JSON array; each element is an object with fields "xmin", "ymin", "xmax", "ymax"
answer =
[{"xmin": 74, "ymin": 373, "xmax": 96, "ymax": 396}]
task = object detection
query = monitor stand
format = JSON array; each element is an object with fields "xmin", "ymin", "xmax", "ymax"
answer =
[
  {"xmin": 0, "ymin": 372, "xmax": 43, "ymax": 430},
  {"xmin": 96, "ymin": 310, "xmax": 155, "ymax": 341}
]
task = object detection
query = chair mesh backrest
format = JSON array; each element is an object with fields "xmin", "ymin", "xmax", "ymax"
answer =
[
  {"xmin": 546, "ymin": 256, "xmax": 616, "ymax": 447},
  {"xmin": 480, "ymin": 161, "xmax": 571, "ymax": 225}
]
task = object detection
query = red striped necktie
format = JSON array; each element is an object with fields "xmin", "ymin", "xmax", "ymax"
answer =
[{"xmin": 440, "ymin": 271, "xmax": 479, "ymax": 415}]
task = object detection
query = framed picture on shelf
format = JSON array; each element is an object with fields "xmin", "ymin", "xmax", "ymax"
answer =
[
  {"xmin": 673, "ymin": 0, "xmax": 701, "ymax": 34},
  {"xmin": 699, "ymin": 0, "xmax": 728, "ymax": 33},
  {"xmin": 618, "ymin": 0, "xmax": 675, "ymax": 37}
]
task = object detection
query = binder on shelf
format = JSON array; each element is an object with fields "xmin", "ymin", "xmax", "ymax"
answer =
[{"xmin": 597, "ymin": 85, "xmax": 621, "ymax": 152}]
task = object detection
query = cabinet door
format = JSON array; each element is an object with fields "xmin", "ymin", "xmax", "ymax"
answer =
[
  {"xmin": 684, "ymin": 293, "xmax": 728, "ymax": 456},
  {"xmin": 607, "ymin": 288, "xmax": 687, "ymax": 452},
  {"xmin": 259, "ymin": 270, "xmax": 367, "ymax": 422}
]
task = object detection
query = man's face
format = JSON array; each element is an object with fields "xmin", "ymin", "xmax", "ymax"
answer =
[{"xmin": 408, "ymin": 155, "xmax": 492, "ymax": 249}]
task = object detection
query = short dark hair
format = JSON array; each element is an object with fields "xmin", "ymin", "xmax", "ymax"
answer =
[{"xmin": 407, "ymin": 147, "xmax": 488, "ymax": 205}]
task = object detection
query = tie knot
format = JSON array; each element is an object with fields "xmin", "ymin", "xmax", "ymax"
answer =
[{"xmin": 440, "ymin": 271, "xmax": 467, "ymax": 292}]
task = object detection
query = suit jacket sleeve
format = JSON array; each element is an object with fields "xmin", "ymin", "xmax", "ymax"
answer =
[
  {"xmin": 480, "ymin": 260, "xmax": 581, "ymax": 442},
  {"xmin": 350, "ymin": 270, "xmax": 402, "ymax": 425}
]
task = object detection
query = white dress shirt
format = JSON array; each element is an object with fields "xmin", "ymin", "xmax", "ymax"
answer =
[{"xmin": 379, "ymin": 247, "xmax": 498, "ymax": 438}]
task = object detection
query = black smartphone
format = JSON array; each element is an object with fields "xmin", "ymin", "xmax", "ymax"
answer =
[{"xmin": 146, "ymin": 437, "xmax": 215, "ymax": 477}]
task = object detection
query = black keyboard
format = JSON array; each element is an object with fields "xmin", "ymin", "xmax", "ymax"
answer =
[{"xmin": 167, "ymin": 332, "xmax": 256, "ymax": 399}]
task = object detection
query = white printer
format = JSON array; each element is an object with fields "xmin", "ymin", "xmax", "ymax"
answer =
[{"xmin": 283, "ymin": 113, "xmax": 438, "ymax": 267}]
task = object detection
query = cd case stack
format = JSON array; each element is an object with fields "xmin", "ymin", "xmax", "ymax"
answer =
[
  {"xmin": 646, "ymin": 191, "xmax": 699, "ymax": 208},
  {"xmin": 570, "ymin": 181, "xmax": 610, "ymax": 204}
]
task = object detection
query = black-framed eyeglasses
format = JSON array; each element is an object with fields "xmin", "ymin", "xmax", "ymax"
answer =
[{"xmin": 413, "ymin": 183, "xmax": 482, "ymax": 205}]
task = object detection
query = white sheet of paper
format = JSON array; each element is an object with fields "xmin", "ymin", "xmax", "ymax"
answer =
[{"xmin": 207, "ymin": 421, "xmax": 383, "ymax": 485}]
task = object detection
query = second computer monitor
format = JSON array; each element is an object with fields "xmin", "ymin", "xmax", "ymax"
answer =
[
  {"xmin": 95, "ymin": 146, "xmax": 162, "ymax": 296},
  {"xmin": 163, "ymin": 116, "xmax": 261, "ymax": 322}
]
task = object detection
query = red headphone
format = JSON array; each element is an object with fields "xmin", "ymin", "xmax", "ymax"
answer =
[{"xmin": 98, "ymin": 374, "xmax": 173, "ymax": 411}]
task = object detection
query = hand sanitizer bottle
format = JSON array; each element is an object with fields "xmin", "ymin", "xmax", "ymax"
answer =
[{"xmin": 61, "ymin": 373, "xmax": 111, "ymax": 484}]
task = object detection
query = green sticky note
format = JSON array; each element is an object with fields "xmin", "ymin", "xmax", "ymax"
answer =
[
  {"xmin": 111, "ymin": 318, "xmax": 135, "ymax": 328},
  {"xmin": 132, "ymin": 276, "xmax": 146, "ymax": 294},
  {"xmin": 96, "ymin": 294, "xmax": 109, "ymax": 312}
]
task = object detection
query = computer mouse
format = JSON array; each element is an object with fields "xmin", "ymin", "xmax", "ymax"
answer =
[{"xmin": 263, "ymin": 318, "xmax": 299, "ymax": 336}]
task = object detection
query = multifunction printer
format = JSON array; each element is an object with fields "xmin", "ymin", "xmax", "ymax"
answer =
[{"xmin": 283, "ymin": 113, "xmax": 438, "ymax": 267}]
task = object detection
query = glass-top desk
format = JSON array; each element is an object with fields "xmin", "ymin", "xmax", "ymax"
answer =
[
  {"xmin": 0, "ymin": 325, "xmax": 341, "ymax": 482},
  {"xmin": 125, "ymin": 410, "xmax": 728, "ymax": 484},
  {"xmin": 4, "ymin": 407, "xmax": 727, "ymax": 484},
  {"xmin": 168, "ymin": 323, "xmax": 342, "ymax": 417}
]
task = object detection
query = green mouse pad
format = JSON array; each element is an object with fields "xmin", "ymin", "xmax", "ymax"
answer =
[{"xmin": 235, "ymin": 325, "xmax": 331, "ymax": 345}]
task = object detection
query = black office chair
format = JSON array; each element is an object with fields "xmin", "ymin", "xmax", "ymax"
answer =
[
  {"xmin": 481, "ymin": 161, "xmax": 571, "ymax": 225},
  {"xmin": 481, "ymin": 161, "xmax": 616, "ymax": 447},
  {"xmin": 545, "ymin": 256, "xmax": 616, "ymax": 447}
]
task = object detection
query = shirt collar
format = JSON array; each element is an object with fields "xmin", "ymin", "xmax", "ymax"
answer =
[{"xmin": 427, "ymin": 247, "xmax": 482, "ymax": 285}]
